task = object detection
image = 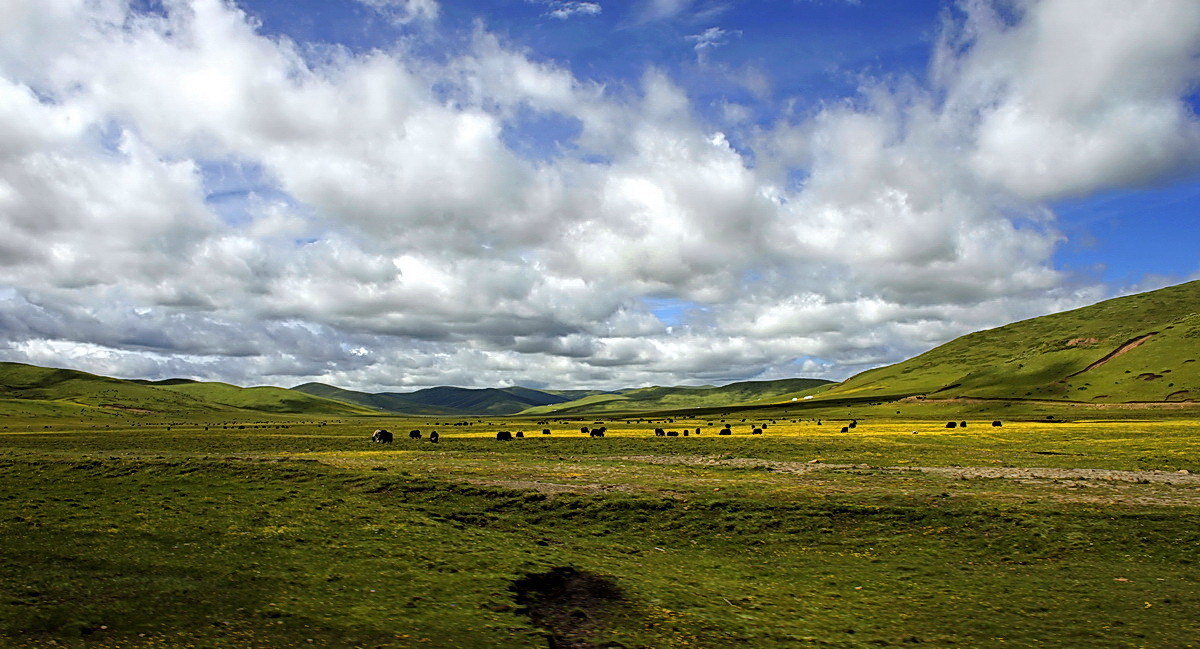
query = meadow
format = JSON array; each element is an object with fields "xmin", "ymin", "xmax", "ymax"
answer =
[{"xmin": 2, "ymin": 405, "xmax": 1199, "ymax": 648}]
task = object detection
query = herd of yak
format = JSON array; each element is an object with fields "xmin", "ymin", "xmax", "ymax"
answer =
[
  {"xmin": 369, "ymin": 419, "xmax": 1005, "ymax": 443},
  {"xmin": 367, "ymin": 419, "xmax": 1003, "ymax": 446}
]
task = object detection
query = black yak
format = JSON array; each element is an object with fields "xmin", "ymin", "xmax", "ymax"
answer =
[
  {"xmin": 429, "ymin": 431, "xmax": 439, "ymax": 443},
  {"xmin": 371, "ymin": 429, "xmax": 393, "ymax": 443},
  {"xmin": 496, "ymin": 431, "xmax": 513, "ymax": 441},
  {"xmin": 409, "ymin": 429, "xmax": 422, "ymax": 439}
]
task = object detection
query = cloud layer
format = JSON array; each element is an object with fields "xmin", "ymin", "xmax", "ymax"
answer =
[{"xmin": 0, "ymin": 0, "xmax": 1197, "ymax": 390}]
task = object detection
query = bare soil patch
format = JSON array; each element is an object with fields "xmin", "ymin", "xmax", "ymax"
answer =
[
  {"xmin": 511, "ymin": 567, "xmax": 625, "ymax": 649},
  {"xmin": 1068, "ymin": 332, "xmax": 1157, "ymax": 377},
  {"xmin": 613, "ymin": 454, "xmax": 1200, "ymax": 485}
]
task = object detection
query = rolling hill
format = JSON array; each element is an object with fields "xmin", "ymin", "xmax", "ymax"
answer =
[
  {"xmin": 520, "ymin": 378, "xmax": 834, "ymax": 415},
  {"xmin": 8, "ymin": 280, "xmax": 1196, "ymax": 418},
  {"xmin": 812, "ymin": 280, "xmax": 1200, "ymax": 404},
  {"xmin": 147, "ymin": 381, "xmax": 379, "ymax": 415},
  {"xmin": 0, "ymin": 363, "xmax": 226, "ymax": 415},
  {"xmin": 289, "ymin": 383, "xmax": 460, "ymax": 416},
  {"xmin": 291, "ymin": 383, "xmax": 612, "ymax": 416},
  {"xmin": 0, "ymin": 362, "xmax": 376, "ymax": 417}
]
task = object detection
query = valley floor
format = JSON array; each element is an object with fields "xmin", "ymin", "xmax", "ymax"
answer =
[{"xmin": 1, "ymin": 413, "xmax": 1198, "ymax": 648}]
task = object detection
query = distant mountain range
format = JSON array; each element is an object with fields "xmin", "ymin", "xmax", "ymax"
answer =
[
  {"xmin": 0, "ymin": 361, "xmax": 828, "ymax": 418},
  {"xmin": 2, "ymin": 280, "xmax": 1198, "ymax": 418},
  {"xmin": 290, "ymin": 383, "xmax": 612, "ymax": 416}
]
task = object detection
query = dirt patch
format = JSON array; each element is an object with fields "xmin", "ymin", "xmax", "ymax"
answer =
[
  {"xmin": 1066, "ymin": 337, "xmax": 1100, "ymax": 346},
  {"xmin": 1068, "ymin": 332, "xmax": 1157, "ymax": 377},
  {"xmin": 611, "ymin": 455, "xmax": 1200, "ymax": 485},
  {"xmin": 511, "ymin": 567, "xmax": 625, "ymax": 649}
]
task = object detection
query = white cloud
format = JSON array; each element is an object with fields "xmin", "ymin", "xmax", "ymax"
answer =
[
  {"xmin": 542, "ymin": 1, "xmax": 602, "ymax": 19},
  {"xmin": 938, "ymin": 0, "xmax": 1200, "ymax": 200},
  {"xmin": 687, "ymin": 26, "xmax": 730, "ymax": 50},
  {"xmin": 354, "ymin": 0, "xmax": 439, "ymax": 25},
  {"xmin": 0, "ymin": 0, "xmax": 1196, "ymax": 391}
]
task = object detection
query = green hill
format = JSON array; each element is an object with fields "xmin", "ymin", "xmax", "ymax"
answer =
[
  {"xmin": 816, "ymin": 280, "xmax": 1200, "ymax": 403},
  {"xmin": 0, "ymin": 362, "xmax": 226, "ymax": 414},
  {"xmin": 152, "ymin": 381, "xmax": 379, "ymax": 415},
  {"xmin": 0, "ymin": 363, "xmax": 377, "ymax": 417},
  {"xmin": 290, "ymin": 383, "xmax": 458, "ymax": 416},
  {"xmin": 395, "ymin": 386, "xmax": 571, "ymax": 415},
  {"xmin": 520, "ymin": 378, "xmax": 834, "ymax": 415}
]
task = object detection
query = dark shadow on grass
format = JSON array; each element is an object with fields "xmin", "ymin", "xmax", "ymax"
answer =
[{"xmin": 511, "ymin": 566, "xmax": 625, "ymax": 649}]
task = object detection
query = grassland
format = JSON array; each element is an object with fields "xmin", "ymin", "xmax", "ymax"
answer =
[{"xmin": 2, "ymin": 401, "xmax": 1199, "ymax": 648}]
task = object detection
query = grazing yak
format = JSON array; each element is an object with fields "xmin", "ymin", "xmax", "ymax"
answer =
[
  {"xmin": 992, "ymin": 420, "xmax": 1003, "ymax": 427},
  {"xmin": 516, "ymin": 431, "xmax": 525, "ymax": 438},
  {"xmin": 429, "ymin": 431, "xmax": 440, "ymax": 443},
  {"xmin": 580, "ymin": 426, "xmax": 590, "ymax": 434},
  {"xmin": 589, "ymin": 428, "xmax": 606, "ymax": 438},
  {"xmin": 751, "ymin": 428, "xmax": 763, "ymax": 435},
  {"xmin": 946, "ymin": 421, "xmax": 957, "ymax": 428},
  {"xmin": 654, "ymin": 428, "xmax": 666, "ymax": 437},
  {"xmin": 409, "ymin": 429, "xmax": 422, "ymax": 439},
  {"xmin": 542, "ymin": 428, "xmax": 551, "ymax": 435},
  {"xmin": 666, "ymin": 430, "xmax": 678, "ymax": 437},
  {"xmin": 960, "ymin": 421, "xmax": 968, "ymax": 428},
  {"xmin": 496, "ymin": 431, "xmax": 514, "ymax": 441},
  {"xmin": 840, "ymin": 426, "xmax": 849, "ymax": 433},
  {"xmin": 371, "ymin": 429, "xmax": 393, "ymax": 443}
]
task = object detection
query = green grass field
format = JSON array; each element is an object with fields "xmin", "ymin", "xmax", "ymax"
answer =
[{"xmin": 2, "ymin": 405, "xmax": 1199, "ymax": 648}]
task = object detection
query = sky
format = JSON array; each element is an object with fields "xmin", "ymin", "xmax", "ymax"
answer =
[{"xmin": 1, "ymin": 0, "xmax": 1198, "ymax": 392}]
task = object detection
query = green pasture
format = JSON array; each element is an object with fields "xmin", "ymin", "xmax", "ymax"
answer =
[{"xmin": 2, "ymin": 409, "xmax": 1199, "ymax": 648}]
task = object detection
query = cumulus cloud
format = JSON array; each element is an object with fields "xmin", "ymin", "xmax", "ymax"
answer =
[
  {"xmin": 937, "ymin": 0, "xmax": 1200, "ymax": 200},
  {"xmin": 0, "ymin": 0, "xmax": 1196, "ymax": 391}
]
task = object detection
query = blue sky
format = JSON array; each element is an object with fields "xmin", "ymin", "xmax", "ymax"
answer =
[
  {"xmin": 234, "ymin": 0, "xmax": 1200, "ymax": 289},
  {"xmin": 1, "ymin": 0, "xmax": 1198, "ymax": 390}
]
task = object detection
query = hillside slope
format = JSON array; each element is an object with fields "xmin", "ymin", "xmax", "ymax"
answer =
[
  {"xmin": 0, "ymin": 363, "xmax": 379, "ymax": 417},
  {"xmin": 817, "ymin": 280, "xmax": 1200, "ymax": 403},
  {"xmin": 395, "ymin": 386, "xmax": 573, "ymax": 415},
  {"xmin": 152, "ymin": 381, "xmax": 379, "ymax": 415},
  {"xmin": 0, "ymin": 363, "xmax": 227, "ymax": 414},
  {"xmin": 290, "ymin": 383, "xmax": 458, "ymax": 415},
  {"xmin": 521, "ymin": 378, "xmax": 834, "ymax": 415}
]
